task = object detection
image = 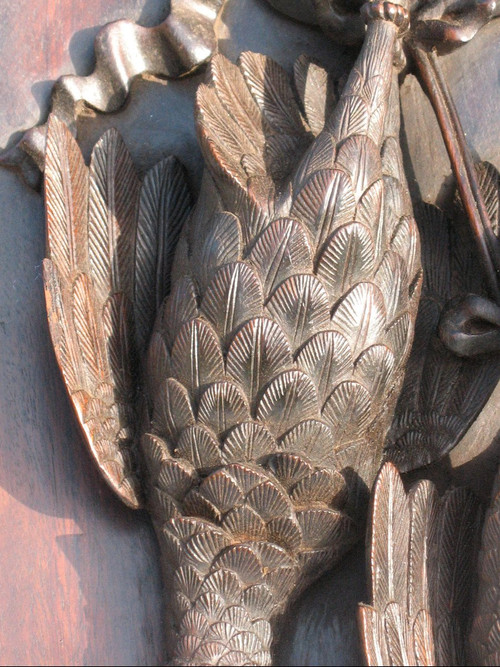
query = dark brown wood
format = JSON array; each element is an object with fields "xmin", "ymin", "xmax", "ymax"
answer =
[
  {"xmin": 1, "ymin": 1, "xmax": 500, "ymax": 666},
  {"xmin": 0, "ymin": 3, "xmax": 168, "ymax": 666}
]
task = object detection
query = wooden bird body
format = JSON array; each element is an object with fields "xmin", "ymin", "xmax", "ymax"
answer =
[{"xmin": 43, "ymin": 1, "xmax": 422, "ymax": 664}]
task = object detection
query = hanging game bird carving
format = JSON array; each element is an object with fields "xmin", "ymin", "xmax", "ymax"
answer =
[{"xmin": 43, "ymin": 1, "xmax": 422, "ymax": 664}]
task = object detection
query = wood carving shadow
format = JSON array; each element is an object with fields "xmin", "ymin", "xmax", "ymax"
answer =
[
  {"xmin": 55, "ymin": 531, "xmax": 165, "ymax": 666},
  {"xmin": 275, "ymin": 543, "xmax": 366, "ymax": 666}
]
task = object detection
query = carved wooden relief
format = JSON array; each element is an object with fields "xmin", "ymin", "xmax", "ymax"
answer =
[
  {"xmin": 360, "ymin": 462, "xmax": 482, "ymax": 666},
  {"xmin": 1, "ymin": 0, "xmax": 500, "ymax": 664}
]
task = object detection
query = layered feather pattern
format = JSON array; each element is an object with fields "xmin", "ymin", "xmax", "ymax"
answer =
[
  {"xmin": 139, "ymin": 9, "xmax": 421, "ymax": 664},
  {"xmin": 44, "ymin": 118, "xmax": 191, "ymax": 508},
  {"xmin": 386, "ymin": 189, "xmax": 500, "ymax": 472},
  {"xmin": 360, "ymin": 463, "xmax": 481, "ymax": 666},
  {"xmin": 469, "ymin": 463, "xmax": 500, "ymax": 665}
]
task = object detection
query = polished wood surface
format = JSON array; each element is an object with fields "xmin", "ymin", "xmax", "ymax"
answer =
[
  {"xmin": 1, "ymin": 2, "xmax": 499, "ymax": 665},
  {"xmin": 0, "ymin": 3, "xmax": 168, "ymax": 665}
]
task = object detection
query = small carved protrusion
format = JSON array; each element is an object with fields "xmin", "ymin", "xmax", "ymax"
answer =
[
  {"xmin": 361, "ymin": 1, "xmax": 410, "ymax": 31},
  {"xmin": 440, "ymin": 294, "xmax": 500, "ymax": 357}
]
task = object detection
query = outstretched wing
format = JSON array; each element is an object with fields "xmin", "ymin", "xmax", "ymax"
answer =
[
  {"xmin": 360, "ymin": 462, "xmax": 481, "ymax": 666},
  {"xmin": 43, "ymin": 115, "xmax": 191, "ymax": 508},
  {"xmin": 386, "ymin": 171, "xmax": 500, "ymax": 472}
]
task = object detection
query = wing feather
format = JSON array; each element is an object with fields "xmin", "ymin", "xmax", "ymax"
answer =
[
  {"xmin": 88, "ymin": 128, "xmax": 140, "ymax": 304},
  {"xmin": 135, "ymin": 156, "xmax": 191, "ymax": 352},
  {"xmin": 469, "ymin": 464, "xmax": 500, "ymax": 665},
  {"xmin": 386, "ymin": 197, "xmax": 500, "ymax": 472},
  {"xmin": 293, "ymin": 55, "xmax": 338, "ymax": 137},
  {"xmin": 361, "ymin": 463, "xmax": 480, "ymax": 667},
  {"xmin": 44, "ymin": 115, "xmax": 192, "ymax": 508},
  {"xmin": 45, "ymin": 117, "xmax": 88, "ymax": 277}
]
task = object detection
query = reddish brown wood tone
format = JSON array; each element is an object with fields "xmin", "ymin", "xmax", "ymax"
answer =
[
  {"xmin": 0, "ymin": 3, "xmax": 168, "ymax": 666},
  {"xmin": 1, "ymin": 1, "xmax": 500, "ymax": 665}
]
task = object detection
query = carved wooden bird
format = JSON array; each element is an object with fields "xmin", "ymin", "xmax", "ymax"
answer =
[{"xmin": 43, "ymin": 1, "xmax": 424, "ymax": 664}]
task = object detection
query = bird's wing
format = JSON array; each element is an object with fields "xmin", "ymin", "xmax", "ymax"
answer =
[
  {"xmin": 360, "ymin": 462, "xmax": 481, "ymax": 666},
  {"xmin": 469, "ymin": 462, "xmax": 500, "ymax": 665},
  {"xmin": 43, "ymin": 116, "xmax": 191, "ymax": 507},
  {"xmin": 386, "ymin": 166, "xmax": 500, "ymax": 472}
]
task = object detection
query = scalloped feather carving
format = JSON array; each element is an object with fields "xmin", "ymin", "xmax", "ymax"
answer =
[
  {"xmin": 201, "ymin": 262, "xmax": 263, "ymax": 345},
  {"xmin": 266, "ymin": 274, "xmax": 330, "ymax": 351},
  {"xmin": 197, "ymin": 382, "xmax": 250, "ymax": 435},
  {"xmin": 296, "ymin": 331, "xmax": 352, "ymax": 405},
  {"xmin": 171, "ymin": 318, "xmax": 224, "ymax": 396},
  {"xmin": 226, "ymin": 317, "xmax": 293, "ymax": 405},
  {"xmin": 256, "ymin": 370, "xmax": 319, "ymax": 436},
  {"xmin": 291, "ymin": 169, "xmax": 356, "ymax": 251},
  {"xmin": 316, "ymin": 222, "xmax": 376, "ymax": 304},
  {"xmin": 331, "ymin": 282, "xmax": 387, "ymax": 357},
  {"xmin": 248, "ymin": 218, "xmax": 312, "ymax": 298}
]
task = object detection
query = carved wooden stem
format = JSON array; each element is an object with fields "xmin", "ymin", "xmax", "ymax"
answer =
[{"xmin": 411, "ymin": 43, "xmax": 500, "ymax": 302}]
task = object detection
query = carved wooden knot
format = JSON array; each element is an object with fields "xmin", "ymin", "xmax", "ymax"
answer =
[{"xmin": 361, "ymin": 1, "xmax": 410, "ymax": 31}]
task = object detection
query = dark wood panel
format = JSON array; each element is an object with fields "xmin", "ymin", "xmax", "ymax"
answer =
[
  {"xmin": 0, "ymin": 3, "xmax": 168, "ymax": 666},
  {"xmin": 0, "ymin": 0, "xmax": 170, "ymax": 151},
  {"xmin": 0, "ymin": 1, "xmax": 499, "ymax": 666}
]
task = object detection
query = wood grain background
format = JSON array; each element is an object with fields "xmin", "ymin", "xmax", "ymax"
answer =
[{"xmin": 0, "ymin": 1, "xmax": 499, "ymax": 665}]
